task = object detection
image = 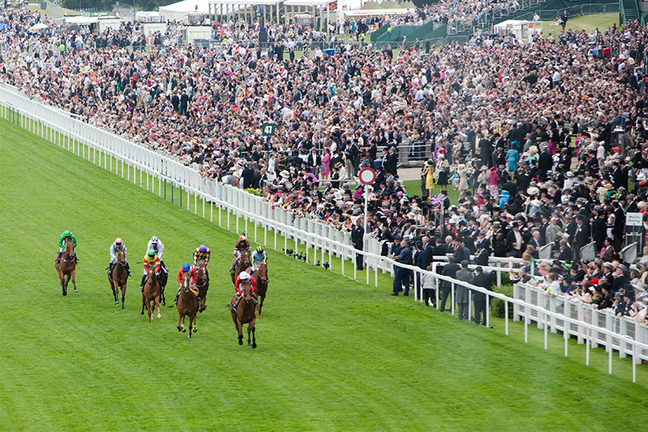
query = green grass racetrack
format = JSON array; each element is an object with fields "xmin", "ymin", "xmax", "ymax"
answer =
[{"xmin": 1, "ymin": 117, "xmax": 647, "ymax": 431}]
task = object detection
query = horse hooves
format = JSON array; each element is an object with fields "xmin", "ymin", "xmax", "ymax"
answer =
[
  {"xmin": 74, "ymin": 289, "xmax": 78, "ymax": 293},
  {"xmin": 62, "ymin": 291, "xmax": 67, "ymax": 296},
  {"xmin": 193, "ymin": 327, "xmax": 197, "ymax": 333},
  {"xmin": 157, "ymin": 314, "xmax": 161, "ymax": 319},
  {"xmin": 162, "ymin": 302, "xmax": 166, "ymax": 306},
  {"xmin": 115, "ymin": 301, "xmax": 119, "ymax": 306},
  {"xmin": 252, "ymin": 343, "xmax": 257, "ymax": 349},
  {"xmin": 238, "ymin": 340, "xmax": 243, "ymax": 345},
  {"xmin": 177, "ymin": 326, "xmax": 182, "ymax": 332}
]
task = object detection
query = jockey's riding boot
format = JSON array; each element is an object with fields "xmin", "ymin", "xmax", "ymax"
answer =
[
  {"xmin": 126, "ymin": 262, "xmax": 131, "ymax": 276},
  {"xmin": 75, "ymin": 255, "xmax": 79, "ymax": 264},
  {"xmin": 140, "ymin": 274, "xmax": 146, "ymax": 292}
]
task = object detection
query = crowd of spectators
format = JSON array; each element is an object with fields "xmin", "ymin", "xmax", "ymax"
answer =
[{"xmin": 2, "ymin": 4, "xmax": 648, "ymax": 321}]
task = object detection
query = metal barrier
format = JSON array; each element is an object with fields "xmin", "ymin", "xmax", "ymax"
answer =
[
  {"xmin": 514, "ymin": 282, "xmax": 648, "ymax": 362},
  {"xmin": 1, "ymin": 83, "xmax": 647, "ymax": 382}
]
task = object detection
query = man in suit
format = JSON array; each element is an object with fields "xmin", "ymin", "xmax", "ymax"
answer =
[
  {"xmin": 414, "ymin": 242, "xmax": 427, "ymax": 297},
  {"xmin": 391, "ymin": 240, "xmax": 412, "ymax": 296},
  {"xmin": 472, "ymin": 266, "xmax": 493, "ymax": 325},
  {"xmin": 592, "ymin": 206, "xmax": 607, "ymax": 252},
  {"xmin": 475, "ymin": 239, "xmax": 491, "ymax": 266},
  {"xmin": 383, "ymin": 146, "xmax": 398, "ymax": 176},
  {"xmin": 612, "ymin": 199, "xmax": 626, "ymax": 252},
  {"xmin": 440, "ymin": 257, "xmax": 460, "ymax": 311},
  {"xmin": 455, "ymin": 260, "xmax": 472, "ymax": 320},
  {"xmin": 574, "ymin": 214, "xmax": 591, "ymax": 262},
  {"xmin": 351, "ymin": 218, "xmax": 365, "ymax": 271}
]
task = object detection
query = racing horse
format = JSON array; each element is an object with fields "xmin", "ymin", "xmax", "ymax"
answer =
[
  {"xmin": 254, "ymin": 262, "xmax": 269, "ymax": 316},
  {"xmin": 108, "ymin": 248, "xmax": 129, "ymax": 309},
  {"xmin": 230, "ymin": 249, "xmax": 251, "ymax": 285},
  {"xmin": 55, "ymin": 238, "xmax": 77, "ymax": 296},
  {"xmin": 141, "ymin": 264, "xmax": 161, "ymax": 322},
  {"xmin": 230, "ymin": 280, "xmax": 257, "ymax": 348},
  {"xmin": 195, "ymin": 262, "xmax": 209, "ymax": 313},
  {"xmin": 159, "ymin": 261, "xmax": 169, "ymax": 306},
  {"xmin": 176, "ymin": 272, "xmax": 198, "ymax": 337}
]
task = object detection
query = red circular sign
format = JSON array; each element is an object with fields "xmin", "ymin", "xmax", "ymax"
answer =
[{"xmin": 358, "ymin": 167, "xmax": 376, "ymax": 185}]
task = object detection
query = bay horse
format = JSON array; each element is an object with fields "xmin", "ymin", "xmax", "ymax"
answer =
[
  {"xmin": 195, "ymin": 262, "xmax": 209, "ymax": 313},
  {"xmin": 55, "ymin": 238, "xmax": 77, "ymax": 296},
  {"xmin": 230, "ymin": 249, "xmax": 251, "ymax": 285},
  {"xmin": 141, "ymin": 264, "xmax": 161, "ymax": 322},
  {"xmin": 176, "ymin": 272, "xmax": 198, "ymax": 337},
  {"xmin": 109, "ymin": 248, "xmax": 129, "ymax": 309},
  {"xmin": 230, "ymin": 280, "xmax": 257, "ymax": 348},
  {"xmin": 254, "ymin": 263, "xmax": 269, "ymax": 316}
]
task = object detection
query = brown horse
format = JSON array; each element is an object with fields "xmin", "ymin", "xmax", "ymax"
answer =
[
  {"xmin": 109, "ymin": 249, "xmax": 129, "ymax": 309},
  {"xmin": 55, "ymin": 238, "xmax": 77, "ymax": 296},
  {"xmin": 254, "ymin": 263, "xmax": 269, "ymax": 316},
  {"xmin": 141, "ymin": 264, "xmax": 161, "ymax": 322},
  {"xmin": 230, "ymin": 280, "xmax": 257, "ymax": 348},
  {"xmin": 158, "ymin": 261, "xmax": 169, "ymax": 306},
  {"xmin": 176, "ymin": 272, "xmax": 198, "ymax": 337},
  {"xmin": 195, "ymin": 262, "xmax": 209, "ymax": 313},
  {"xmin": 230, "ymin": 249, "xmax": 251, "ymax": 285}
]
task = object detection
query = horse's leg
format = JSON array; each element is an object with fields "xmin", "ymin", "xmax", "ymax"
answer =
[
  {"xmin": 71, "ymin": 269, "xmax": 77, "ymax": 293},
  {"xmin": 236, "ymin": 316, "xmax": 243, "ymax": 345},
  {"xmin": 121, "ymin": 282, "xmax": 126, "ymax": 310},
  {"xmin": 200, "ymin": 292, "xmax": 207, "ymax": 312},
  {"xmin": 59, "ymin": 271, "xmax": 66, "ymax": 296},
  {"xmin": 155, "ymin": 295, "xmax": 161, "ymax": 319},
  {"xmin": 188, "ymin": 314, "xmax": 194, "ymax": 338},
  {"xmin": 147, "ymin": 299, "xmax": 152, "ymax": 323},
  {"xmin": 141, "ymin": 293, "xmax": 145, "ymax": 315},
  {"xmin": 192, "ymin": 312, "xmax": 197, "ymax": 333},
  {"xmin": 258, "ymin": 294, "xmax": 265, "ymax": 316}
]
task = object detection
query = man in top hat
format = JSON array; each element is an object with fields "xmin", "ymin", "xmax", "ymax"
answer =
[{"xmin": 592, "ymin": 206, "xmax": 607, "ymax": 252}]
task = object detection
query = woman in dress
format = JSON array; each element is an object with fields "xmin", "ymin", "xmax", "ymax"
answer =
[
  {"xmin": 321, "ymin": 147, "xmax": 331, "ymax": 180},
  {"xmin": 423, "ymin": 159, "xmax": 435, "ymax": 198},
  {"xmin": 488, "ymin": 167, "xmax": 500, "ymax": 200},
  {"xmin": 435, "ymin": 154, "xmax": 449, "ymax": 192}
]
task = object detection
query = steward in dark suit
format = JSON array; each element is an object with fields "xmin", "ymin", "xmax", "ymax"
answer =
[
  {"xmin": 472, "ymin": 267, "xmax": 493, "ymax": 325},
  {"xmin": 440, "ymin": 257, "xmax": 460, "ymax": 312}
]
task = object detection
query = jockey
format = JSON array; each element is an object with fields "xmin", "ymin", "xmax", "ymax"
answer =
[
  {"xmin": 57, "ymin": 230, "xmax": 77, "ymax": 263},
  {"xmin": 175, "ymin": 263, "xmax": 199, "ymax": 303},
  {"xmin": 193, "ymin": 245, "xmax": 211, "ymax": 280},
  {"xmin": 235, "ymin": 271, "xmax": 256, "ymax": 298},
  {"xmin": 146, "ymin": 236, "xmax": 165, "ymax": 262},
  {"xmin": 250, "ymin": 245, "xmax": 268, "ymax": 275},
  {"xmin": 140, "ymin": 249, "xmax": 161, "ymax": 292},
  {"xmin": 108, "ymin": 238, "xmax": 131, "ymax": 278},
  {"xmin": 231, "ymin": 235, "xmax": 251, "ymax": 271}
]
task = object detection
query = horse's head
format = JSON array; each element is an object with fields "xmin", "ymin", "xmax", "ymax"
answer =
[
  {"xmin": 241, "ymin": 280, "xmax": 254, "ymax": 303},
  {"xmin": 181, "ymin": 272, "xmax": 191, "ymax": 291},
  {"xmin": 257, "ymin": 263, "xmax": 268, "ymax": 283},
  {"xmin": 65, "ymin": 238, "xmax": 75, "ymax": 255},
  {"xmin": 197, "ymin": 262, "xmax": 207, "ymax": 279},
  {"xmin": 146, "ymin": 265, "xmax": 156, "ymax": 282},
  {"xmin": 116, "ymin": 248, "xmax": 126, "ymax": 263},
  {"xmin": 240, "ymin": 250, "xmax": 252, "ymax": 268}
]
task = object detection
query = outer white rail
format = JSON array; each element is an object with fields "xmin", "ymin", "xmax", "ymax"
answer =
[{"xmin": 1, "ymin": 85, "xmax": 646, "ymax": 383}]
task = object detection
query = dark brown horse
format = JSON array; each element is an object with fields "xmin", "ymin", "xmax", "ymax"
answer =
[
  {"xmin": 109, "ymin": 249, "xmax": 129, "ymax": 309},
  {"xmin": 158, "ymin": 261, "xmax": 169, "ymax": 306},
  {"xmin": 195, "ymin": 262, "xmax": 209, "ymax": 313},
  {"xmin": 141, "ymin": 264, "xmax": 161, "ymax": 322},
  {"xmin": 55, "ymin": 238, "xmax": 77, "ymax": 296},
  {"xmin": 254, "ymin": 263, "xmax": 269, "ymax": 316},
  {"xmin": 176, "ymin": 272, "xmax": 198, "ymax": 337},
  {"xmin": 230, "ymin": 280, "xmax": 257, "ymax": 348},
  {"xmin": 230, "ymin": 249, "xmax": 251, "ymax": 285}
]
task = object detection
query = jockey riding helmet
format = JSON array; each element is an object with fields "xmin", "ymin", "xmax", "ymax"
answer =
[
  {"xmin": 182, "ymin": 263, "xmax": 191, "ymax": 272},
  {"xmin": 151, "ymin": 236, "xmax": 158, "ymax": 243},
  {"xmin": 256, "ymin": 246, "xmax": 264, "ymax": 253},
  {"xmin": 238, "ymin": 235, "xmax": 246, "ymax": 241},
  {"xmin": 63, "ymin": 230, "xmax": 71, "ymax": 236},
  {"xmin": 147, "ymin": 249, "xmax": 156, "ymax": 257},
  {"xmin": 199, "ymin": 245, "xmax": 207, "ymax": 253},
  {"xmin": 115, "ymin": 238, "xmax": 122, "ymax": 244},
  {"xmin": 239, "ymin": 272, "xmax": 250, "ymax": 280}
]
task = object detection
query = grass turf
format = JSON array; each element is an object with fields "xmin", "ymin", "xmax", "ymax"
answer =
[
  {"xmin": 1, "ymin": 117, "xmax": 648, "ymax": 431},
  {"xmin": 542, "ymin": 13, "xmax": 618, "ymax": 40}
]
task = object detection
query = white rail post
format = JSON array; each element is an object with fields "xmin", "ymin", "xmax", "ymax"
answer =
[{"xmin": 451, "ymin": 282, "xmax": 455, "ymax": 315}]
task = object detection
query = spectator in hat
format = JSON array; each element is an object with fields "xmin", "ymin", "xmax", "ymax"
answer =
[
  {"xmin": 471, "ymin": 266, "xmax": 493, "ymax": 326},
  {"xmin": 391, "ymin": 239, "xmax": 412, "ymax": 296},
  {"xmin": 455, "ymin": 260, "xmax": 472, "ymax": 320},
  {"xmin": 440, "ymin": 257, "xmax": 460, "ymax": 312}
]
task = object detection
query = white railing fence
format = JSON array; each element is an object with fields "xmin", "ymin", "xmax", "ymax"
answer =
[
  {"xmin": 2, "ymin": 84, "xmax": 647, "ymax": 382},
  {"xmin": 514, "ymin": 283, "xmax": 648, "ymax": 361}
]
